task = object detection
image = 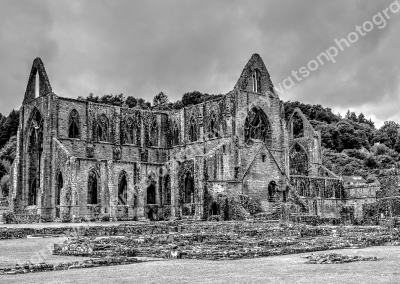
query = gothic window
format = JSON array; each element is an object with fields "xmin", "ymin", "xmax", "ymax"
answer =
[
  {"xmin": 164, "ymin": 174, "xmax": 171, "ymax": 205},
  {"xmin": 97, "ymin": 114, "xmax": 109, "ymax": 142},
  {"xmin": 123, "ymin": 117, "xmax": 135, "ymax": 144},
  {"xmin": 189, "ymin": 117, "xmax": 197, "ymax": 142},
  {"xmin": 118, "ymin": 172, "xmax": 128, "ymax": 205},
  {"xmin": 87, "ymin": 170, "xmax": 98, "ymax": 205},
  {"xmin": 172, "ymin": 123, "xmax": 179, "ymax": 146},
  {"xmin": 55, "ymin": 172, "xmax": 63, "ymax": 206},
  {"xmin": 289, "ymin": 143, "xmax": 309, "ymax": 176},
  {"xmin": 299, "ymin": 181, "xmax": 307, "ymax": 197},
  {"xmin": 28, "ymin": 109, "xmax": 43, "ymax": 206},
  {"xmin": 244, "ymin": 107, "xmax": 272, "ymax": 146},
  {"xmin": 68, "ymin": 109, "xmax": 80, "ymax": 139},
  {"xmin": 209, "ymin": 113, "xmax": 219, "ymax": 139},
  {"xmin": 291, "ymin": 112, "xmax": 304, "ymax": 138},
  {"xmin": 252, "ymin": 69, "xmax": 262, "ymax": 93},
  {"xmin": 268, "ymin": 181, "xmax": 276, "ymax": 202},
  {"xmin": 184, "ymin": 172, "xmax": 194, "ymax": 203},
  {"xmin": 149, "ymin": 120, "xmax": 159, "ymax": 147},
  {"xmin": 147, "ymin": 183, "xmax": 156, "ymax": 204}
]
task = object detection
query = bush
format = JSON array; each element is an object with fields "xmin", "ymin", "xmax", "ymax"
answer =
[{"xmin": 2, "ymin": 211, "xmax": 15, "ymax": 224}]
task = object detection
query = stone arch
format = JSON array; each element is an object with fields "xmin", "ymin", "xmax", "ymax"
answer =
[
  {"xmin": 68, "ymin": 109, "xmax": 80, "ymax": 139},
  {"xmin": 87, "ymin": 170, "xmax": 99, "ymax": 205},
  {"xmin": 23, "ymin": 58, "xmax": 53, "ymax": 104},
  {"xmin": 118, "ymin": 171, "xmax": 128, "ymax": 205},
  {"xmin": 244, "ymin": 107, "xmax": 272, "ymax": 146},
  {"xmin": 289, "ymin": 143, "xmax": 309, "ymax": 176},
  {"xmin": 184, "ymin": 172, "xmax": 194, "ymax": 203}
]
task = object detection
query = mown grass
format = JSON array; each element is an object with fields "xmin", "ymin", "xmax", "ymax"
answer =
[{"xmin": 1, "ymin": 245, "xmax": 399, "ymax": 284}]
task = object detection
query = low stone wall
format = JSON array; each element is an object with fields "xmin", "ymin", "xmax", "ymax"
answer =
[{"xmin": 0, "ymin": 256, "xmax": 145, "ymax": 275}]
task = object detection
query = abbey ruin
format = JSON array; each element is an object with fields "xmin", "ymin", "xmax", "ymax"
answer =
[{"xmin": 8, "ymin": 54, "xmax": 377, "ymax": 222}]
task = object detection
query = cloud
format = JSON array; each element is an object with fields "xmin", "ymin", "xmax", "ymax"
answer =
[{"xmin": 0, "ymin": 0, "xmax": 399, "ymax": 128}]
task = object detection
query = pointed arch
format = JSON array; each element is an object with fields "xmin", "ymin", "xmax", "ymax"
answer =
[
  {"xmin": 87, "ymin": 170, "xmax": 99, "ymax": 204},
  {"xmin": 149, "ymin": 120, "xmax": 159, "ymax": 147},
  {"xmin": 24, "ymin": 58, "xmax": 53, "ymax": 104},
  {"xmin": 118, "ymin": 171, "xmax": 128, "ymax": 205},
  {"xmin": 289, "ymin": 143, "xmax": 309, "ymax": 176},
  {"xmin": 172, "ymin": 122, "xmax": 179, "ymax": 146},
  {"xmin": 97, "ymin": 114, "xmax": 109, "ymax": 142},
  {"xmin": 68, "ymin": 109, "xmax": 80, "ymax": 139},
  {"xmin": 123, "ymin": 117, "xmax": 135, "ymax": 144},
  {"xmin": 189, "ymin": 117, "xmax": 197, "ymax": 142},
  {"xmin": 288, "ymin": 108, "xmax": 311, "ymax": 139},
  {"xmin": 244, "ymin": 107, "xmax": 272, "ymax": 146},
  {"xmin": 208, "ymin": 112, "xmax": 220, "ymax": 139},
  {"xmin": 27, "ymin": 108, "xmax": 43, "ymax": 206}
]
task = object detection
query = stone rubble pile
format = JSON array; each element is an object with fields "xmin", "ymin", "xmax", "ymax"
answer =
[
  {"xmin": 303, "ymin": 253, "xmax": 379, "ymax": 264},
  {"xmin": 53, "ymin": 223, "xmax": 400, "ymax": 261}
]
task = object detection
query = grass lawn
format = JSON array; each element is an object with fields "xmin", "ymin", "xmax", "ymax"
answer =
[
  {"xmin": 1, "ymin": 246, "xmax": 400, "ymax": 283},
  {"xmin": 0, "ymin": 237, "xmax": 90, "ymax": 267}
]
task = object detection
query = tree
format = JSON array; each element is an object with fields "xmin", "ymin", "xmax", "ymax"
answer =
[
  {"xmin": 0, "ymin": 136, "xmax": 17, "ymax": 162},
  {"xmin": 125, "ymin": 96, "xmax": 137, "ymax": 108},
  {"xmin": 153, "ymin": 92, "xmax": 169, "ymax": 107},
  {"xmin": 0, "ymin": 159, "xmax": 10, "ymax": 198}
]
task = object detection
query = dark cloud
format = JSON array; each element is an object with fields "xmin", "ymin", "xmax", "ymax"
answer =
[{"xmin": 0, "ymin": 0, "xmax": 399, "ymax": 127}]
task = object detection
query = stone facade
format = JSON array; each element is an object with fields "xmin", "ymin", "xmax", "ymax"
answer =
[{"xmin": 9, "ymin": 54, "xmax": 376, "ymax": 221}]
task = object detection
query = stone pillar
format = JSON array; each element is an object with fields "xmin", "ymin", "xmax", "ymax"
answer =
[{"xmin": 170, "ymin": 159, "xmax": 179, "ymax": 219}]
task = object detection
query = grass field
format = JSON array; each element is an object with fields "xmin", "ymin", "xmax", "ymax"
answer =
[
  {"xmin": 0, "ymin": 237, "xmax": 90, "ymax": 267},
  {"xmin": 1, "ymin": 244, "xmax": 400, "ymax": 284}
]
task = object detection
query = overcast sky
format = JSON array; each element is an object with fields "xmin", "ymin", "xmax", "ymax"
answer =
[{"xmin": 0, "ymin": 0, "xmax": 399, "ymax": 127}]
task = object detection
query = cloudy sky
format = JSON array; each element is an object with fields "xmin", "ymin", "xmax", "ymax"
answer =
[{"xmin": 0, "ymin": 0, "xmax": 399, "ymax": 127}]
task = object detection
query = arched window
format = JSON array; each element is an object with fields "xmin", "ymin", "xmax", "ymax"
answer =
[
  {"xmin": 87, "ymin": 170, "xmax": 98, "ymax": 204},
  {"xmin": 189, "ymin": 117, "xmax": 197, "ymax": 142},
  {"xmin": 268, "ymin": 181, "xmax": 276, "ymax": 202},
  {"xmin": 244, "ymin": 107, "xmax": 272, "ymax": 146},
  {"xmin": 147, "ymin": 183, "xmax": 156, "ymax": 204},
  {"xmin": 291, "ymin": 112, "xmax": 304, "ymax": 138},
  {"xmin": 209, "ymin": 113, "xmax": 219, "ymax": 139},
  {"xmin": 68, "ymin": 109, "xmax": 80, "ymax": 139},
  {"xmin": 28, "ymin": 109, "xmax": 43, "ymax": 206},
  {"xmin": 118, "ymin": 172, "xmax": 128, "ymax": 205},
  {"xmin": 149, "ymin": 120, "xmax": 158, "ymax": 147},
  {"xmin": 164, "ymin": 174, "xmax": 171, "ymax": 205},
  {"xmin": 97, "ymin": 114, "xmax": 109, "ymax": 142},
  {"xmin": 184, "ymin": 172, "xmax": 194, "ymax": 203},
  {"xmin": 123, "ymin": 117, "xmax": 134, "ymax": 144},
  {"xmin": 172, "ymin": 123, "xmax": 179, "ymax": 146},
  {"xmin": 289, "ymin": 143, "xmax": 309, "ymax": 176},
  {"xmin": 55, "ymin": 172, "xmax": 63, "ymax": 206},
  {"xmin": 252, "ymin": 69, "xmax": 262, "ymax": 93}
]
